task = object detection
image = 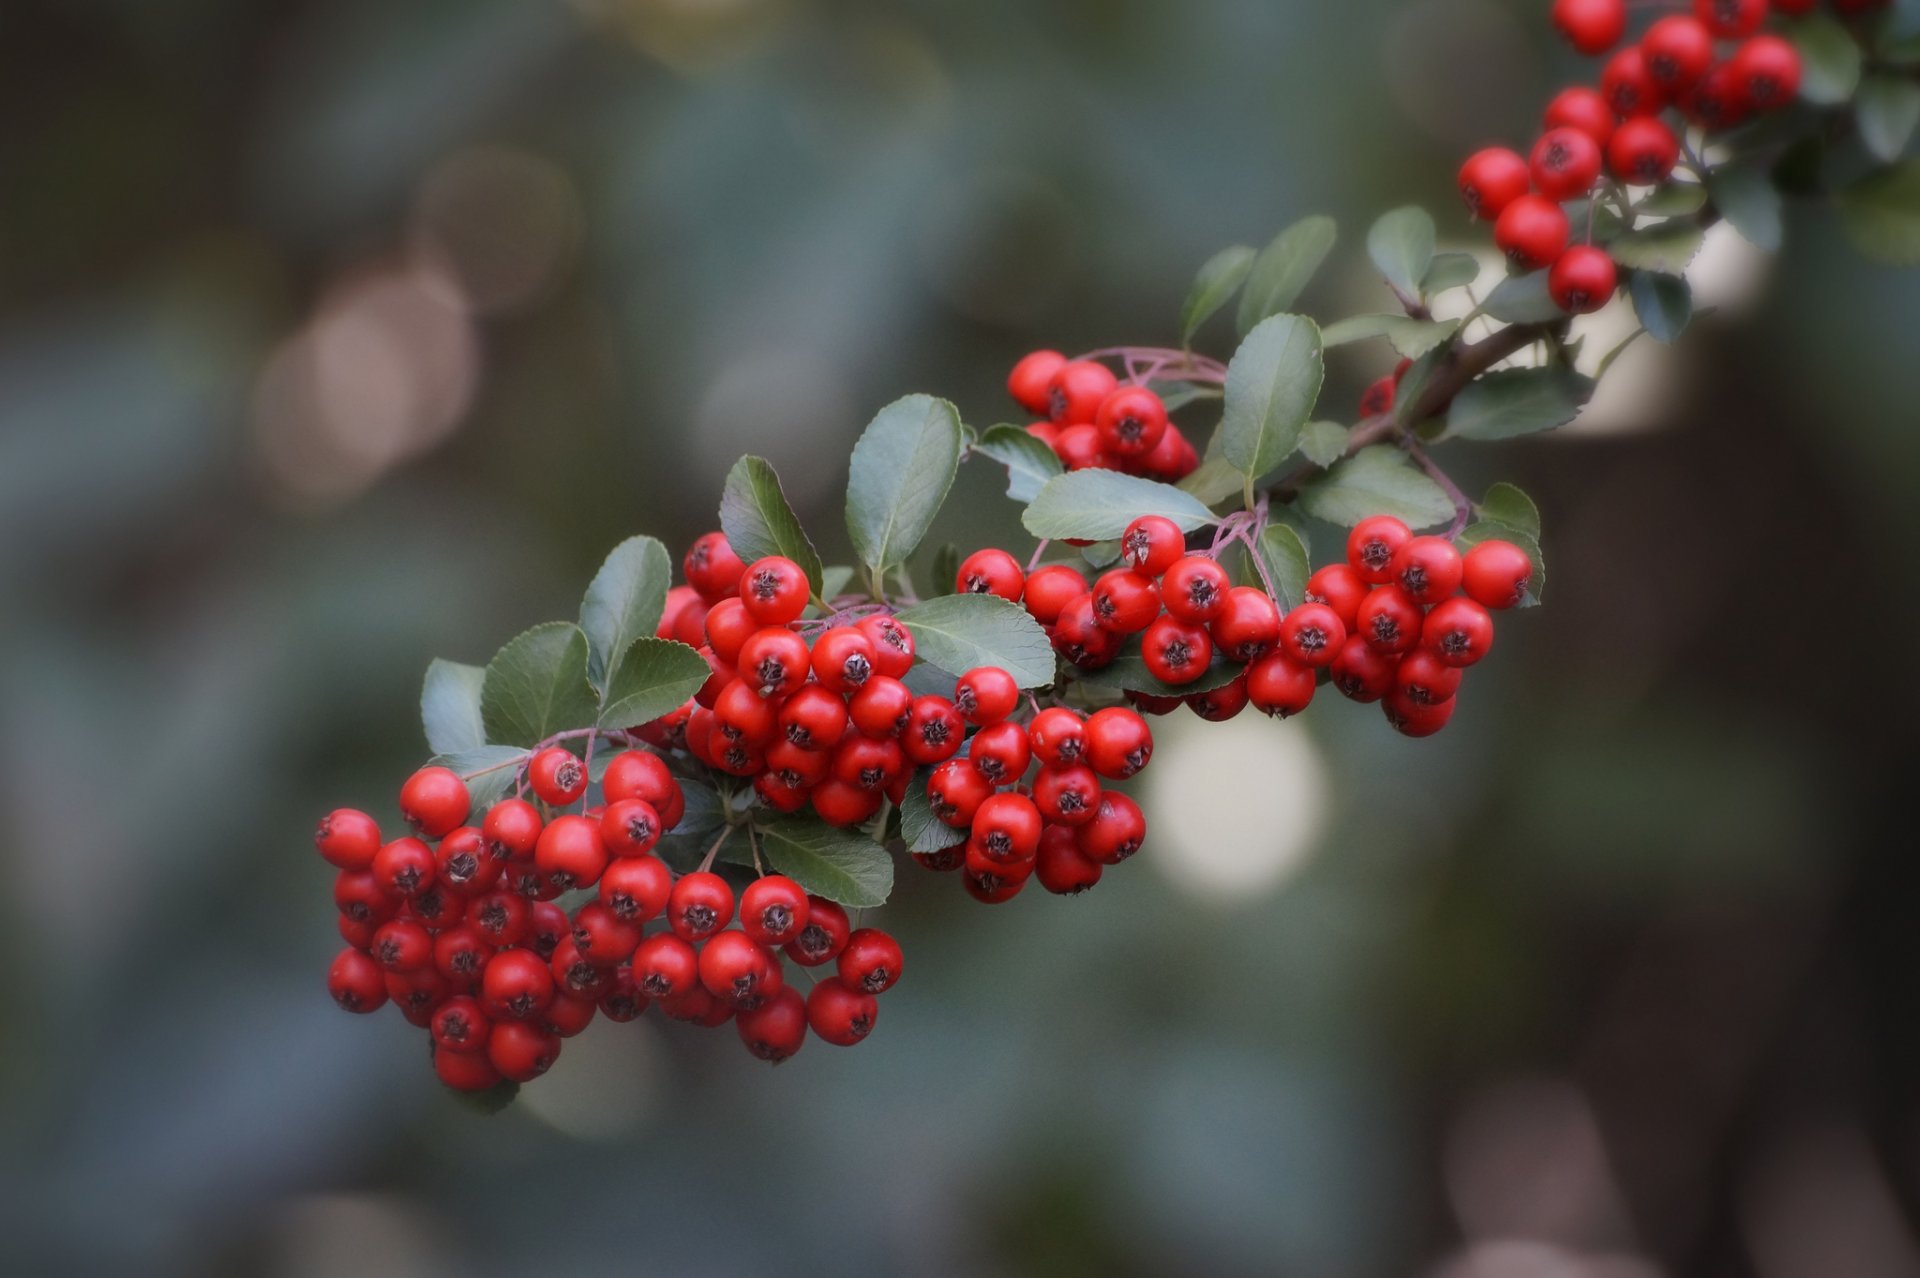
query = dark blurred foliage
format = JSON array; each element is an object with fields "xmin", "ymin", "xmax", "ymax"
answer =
[{"xmin": 3, "ymin": 1, "xmax": 1919, "ymax": 1275}]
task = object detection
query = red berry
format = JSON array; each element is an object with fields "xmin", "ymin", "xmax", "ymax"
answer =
[
  {"xmin": 481, "ymin": 798, "xmax": 542, "ymax": 863},
  {"xmin": 855, "ymin": 614, "xmax": 916, "ymax": 678},
  {"xmin": 598, "ymin": 853, "xmax": 672, "ymax": 921},
  {"xmin": 663, "ymin": 587, "xmax": 707, "ymax": 647},
  {"xmin": 527, "ymin": 746, "xmax": 587, "ymax": 806},
  {"xmin": 633, "ymin": 932, "xmax": 699, "ymax": 998},
  {"xmin": 372, "ymin": 917, "xmax": 432, "ymax": 972},
  {"xmin": 1395, "ymin": 648, "xmax": 1464, "ymax": 705},
  {"xmin": 837, "ymin": 928, "xmax": 904, "ymax": 994},
  {"xmin": 1022, "ymin": 563, "xmax": 1091, "ymax": 625},
  {"xmin": 956, "ymin": 548, "xmax": 1026, "ymax": 601},
  {"xmin": 926, "ymin": 758, "xmax": 993, "ymax": 827},
  {"xmin": 1552, "ymin": 0, "xmax": 1627, "ymax": 55},
  {"xmin": 972, "ymin": 792, "xmax": 1044, "ymax": 862},
  {"xmin": 659, "ymin": 984, "xmax": 734, "ymax": 1027},
  {"xmin": 1529, "ymin": 127, "xmax": 1603, "ymax": 202},
  {"xmin": 371, "ymin": 836, "xmax": 435, "ymax": 899},
  {"xmin": 1121, "ymin": 515, "xmax": 1186, "ymax": 576},
  {"xmin": 963, "ymin": 838, "xmax": 1034, "ymax": 902},
  {"xmin": 739, "ymin": 556, "xmax": 810, "ymax": 624},
  {"xmin": 806, "ymin": 977, "xmax": 878, "ymax": 1046},
  {"xmin": 1092, "ymin": 569, "xmax": 1162, "ymax": 634},
  {"xmin": 848, "ymin": 675, "xmax": 913, "ymax": 739},
  {"xmin": 784, "ymin": 895, "xmax": 850, "ymax": 967},
  {"xmin": 1544, "ymin": 86, "xmax": 1616, "ymax": 147},
  {"xmin": 315, "ymin": 808, "xmax": 381, "ymax": 871},
  {"xmin": 466, "ymin": 889, "xmax": 530, "ymax": 948},
  {"xmin": 702, "ymin": 596, "xmax": 755, "ymax": 664},
  {"xmin": 1331, "ymin": 634, "xmax": 1400, "ymax": 702},
  {"xmin": 1462, "ymin": 538, "xmax": 1534, "ymax": 609},
  {"xmin": 1208, "ymin": 586, "xmax": 1282, "ymax": 663},
  {"xmin": 968, "ymin": 720, "xmax": 1033, "ymax": 785},
  {"xmin": 1033, "ymin": 764, "xmax": 1103, "ymax": 827},
  {"xmin": 1384, "ymin": 688, "xmax": 1457, "ymax": 738},
  {"xmin": 810, "ymin": 626, "xmax": 876, "ymax": 694},
  {"xmin": 1608, "ymin": 116, "xmax": 1679, "ymax": 185},
  {"xmin": 1052, "ymin": 593, "xmax": 1123, "ymax": 669},
  {"xmin": 740, "ymin": 874, "xmax": 810, "ymax": 947},
  {"xmin": 810, "ymin": 777, "xmax": 882, "ymax": 827},
  {"xmin": 1494, "ymin": 195, "xmax": 1571, "ymax": 271},
  {"xmin": 955, "ymin": 666, "xmax": 1020, "ymax": 726},
  {"xmin": 544, "ymin": 991, "xmax": 598, "ymax": 1038},
  {"xmin": 1084, "ymin": 706, "xmax": 1153, "ymax": 780},
  {"xmin": 1054, "ymin": 423, "xmax": 1109, "ymax": 471},
  {"xmin": 433, "ymin": 1046, "xmax": 504, "ymax": 1092},
  {"xmin": 1685, "ymin": 62, "xmax": 1753, "ymax": 132},
  {"xmin": 1549, "ymin": 246, "xmax": 1618, "ymax": 314},
  {"xmin": 1423, "ymin": 597, "xmax": 1496, "ymax": 667},
  {"xmin": 1047, "ymin": 359, "xmax": 1119, "ymax": 424},
  {"xmin": 832, "ymin": 731, "xmax": 906, "ymax": 792},
  {"xmin": 1028, "ymin": 707, "xmax": 1088, "ymax": 768},
  {"xmin": 1359, "ymin": 374, "xmax": 1397, "ymax": 419},
  {"xmin": 1304, "ymin": 563, "xmax": 1369, "ymax": 629},
  {"xmin": 1246, "ymin": 652, "xmax": 1317, "ymax": 718},
  {"xmin": 1390, "ymin": 535, "xmax": 1464, "ymax": 606},
  {"xmin": 779, "ymin": 683, "xmax": 849, "ymax": 751},
  {"xmin": 328, "ymin": 948, "xmax": 388, "ymax": 1013},
  {"xmin": 900, "ymin": 696, "xmax": 964, "ymax": 767},
  {"xmin": 737, "ymin": 985, "xmax": 808, "ymax": 1063},
  {"xmin": 1643, "ymin": 16, "xmax": 1714, "ymax": 89},
  {"xmin": 1141, "ymin": 615, "xmax": 1213, "ymax": 685},
  {"xmin": 1159, "ymin": 556, "xmax": 1231, "ymax": 623},
  {"xmin": 737, "ymin": 627, "xmax": 809, "ymax": 698},
  {"xmin": 1035, "ymin": 824, "xmax": 1103, "ymax": 894},
  {"xmin": 1347, "ymin": 515, "xmax": 1412, "ymax": 584},
  {"xmin": 431, "ymin": 995, "xmax": 491, "ymax": 1053},
  {"xmin": 488, "ymin": 1019, "xmax": 560, "ymax": 1083},
  {"xmin": 1603, "ymin": 47, "xmax": 1667, "ymax": 118},
  {"xmin": 1457, "ymin": 147, "xmax": 1530, "ymax": 220},
  {"xmin": 1076, "ymin": 792, "xmax": 1147, "ymax": 865},
  {"xmin": 1008, "ymin": 349, "xmax": 1067, "ymax": 414},
  {"xmin": 1095, "ymin": 386, "xmax": 1170, "ymax": 457},
  {"xmin": 1278, "ymin": 602, "xmax": 1348, "ymax": 668},
  {"xmin": 602, "ymin": 749, "xmax": 677, "ymax": 812},
  {"xmin": 699, "ymin": 929, "xmax": 784, "ymax": 1010},
  {"xmin": 528, "ymin": 901, "xmax": 570, "ymax": 960},
  {"xmin": 684, "ymin": 531, "xmax": 746, "ymax": 600},
  {"xmin": 667, "ymin": 871, "xmax": 735, "ymax": 942},
  {"xmin": 571, "ymin": 902, "xmax": 641, "ymax": 965},
  {"xmin": 599, "ymin": 968, "xmax": 648, "ymax": 1022},
  {"xmin": 481, "ymin": 949, "xmax": 554, "ymax": 1021},
  {"xmin": 386, "ymin": 968, "xmax": 450, "ymax": 1025},
  {"xmin": 399, "ymin": 766, "xmax": 470, "ymax": 838},
  {"xmin": 1187, "ymin": 674, "xmax": 1250, "ymax": 722},
  {"xmin": 1695, "ymin": 0, "xmax": 1765, "ymax": 37},
  {"xmin": 1732, "ymin": 35, "xmax": 1801, "ymax": 110},
  {"xmin": 533, "ymin": 813, "xmax": 607, "ymax": 890}
]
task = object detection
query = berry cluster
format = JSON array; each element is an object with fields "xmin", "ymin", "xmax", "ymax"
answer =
[
  {"xmin": 1003, "ymin": 350, "xmax": 1201, "ymax": 481},
  {"xmin": 1461, "ymin": 0, "xmax": 1812, "ymax": 313},
  {"xmin": 321, "ymin": 748, "xmax": 906, "ymax": 1091}
]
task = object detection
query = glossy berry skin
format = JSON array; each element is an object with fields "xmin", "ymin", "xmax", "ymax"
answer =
[
  {"xmin": 1047, "ymin": 359, "xmax": 1119, "ymax": 424},
  {"xmin": 1331, "ymin": 634, "xmax": 1400, "ymax": 702},
  {"xmin": 544, "ymin": 992, "xmax": 598, "ymax": 1038},
  {"xmin": 1008, "ymin": 349, "xmax": 1067, "ymax": 414},
  {"xmin": 1022, "ymin": 564, "xmax": 1091, "ymax": 625},
  {"xmin": 737, "ymin": 627, "xmax": 809, "ymax": 698},
  {"xmin": 1055, "ymin": 424, "xmax": 1108, "ymax": 471},
  {"xmin": 1385, "ymin": 689, "xmax": 1457, "ymax": 738},
  {"xmin": 955, "ymin": 666, "xmax": 1020, "ymax": 726},
  {"xmin": 1095, "ymin": 386, "xmax": 1169, "ymax": 457},
  {"xmin": 1187, "ymin": 674, "xmax": 1250, "ymax": 722},
  {"xmin": 481, "ymin": 798, "xmax": 543, "ymax": 863},
  {"xmin": 482, "ymin": 949, "xmax": 555, "ymax": 1021},
  {"xmin": 1034, "ymin": 764, "xmax": 1103, "ymax": 827},
  {"xmin": 1359, "ymin": 373, "xmax": 1397, "ymax": 419},
  {"xmin": 1603, "ymin": 47, "xmax": 1666, "ymax": 118},
  {"xmin": 1084, "ymin": 706, "xmax": 1153, "ymax": 780},
  {"xmin": 739, "ymin": 556, "xmax": 810, "ymax": 624},
  {"xmin": 1457, "ymin": 147, "xmax": 1531, "ymax": 220},
  {"xmin": 599, "ymin": 969, "xmax": 647, "ymax": 1023},
  {"xmin": 1052, "ymin": 593, "xmax": 1123, "ymax": 670},
  {"xmin": 703, "ymin": 597, "xmax": 755, "ymax": 664},
  {"xmin": 968, "ymin": 720, "xmax": 1032, "ymax": 785},
  {"xmin": 957, "ymin": 548, "xmax": 1025, "ymax": 601},
  {"xmin": 1027, "ymin": 707, "xmax": 1088, "ymax": 768},
  {"xmin": 1395, "ymin": 648, "xmax": 1464, "ymax": 705},
  {"xmin": 1160, "ymin": 556, "xmax": 1231, "ymax": 623},
  {"xmin": 1494, "ymin": 195, "xmax": 1571, "ymax": 271},
  {"xmin": 972, "ymin": 792, "xmax": 1045, "ymax": 862},
  {"xmin": 1077, "ymin": 793, "xmax": 1147, "ymax": 865},
  {"xmin": 779, "ymin": 684, "xmax": 849, "ymax": 751},
  {"xmin": 371, "ymin": 837, "xmax": 435, "ymax": 899},
  {"xmin": 1391, "ymin": 536, "xmax": 1465, "ymax": 606},
  {"xmin": 1609, "ymin": 116, "xmax": 1680, "ymax": 185},
  {"xmin": 1642, "ymin": 16, "xmax": 1714, "ymax": 90},
  {"xmin": 809, "ymin": 626, "xmax": 875, "ymax": 694},
  {"xmin": 811, "ymin": 778, "xmax": 882, "ymax": 827},
  {"xmin": 1279, "ymin": 602, "xmax": 1348, "ymax": 669},
  {"xmin": 434, "ymin": 1046, "xmax": 503, "ymax": 1092},
  {"xmin": 1142, "ymin": 615, "xmax": 1213, "ymax": 685},
  {"xmin": 764, "ymin": 741, "xmax": 831, "ymax": 791},
  {"xmin": 488, "ymin": 1019, "xmax": 561, "ymax": 1083},
  {"xmin": 315, "ymin": 809, "xmax": 381, "ymax": 871},
  {"xmin": 1423, "ymin": 597, "xmax": 1496, "ymax": 667},
  {"xmin": 1208, "ymin": 587, "xmax": 1281, "ymax": 663},
  {"xmin": 1122, "ymin": 515, "xmax": 1185, "ymax": 576},
  {"xmin": 372, "ymin": 917, "xmax": 432, "ymax": 973},
  {"xmin": 633, "ymin": 932, "xmax": 699, "ymax": 998},
  {"xmin": 1246, "ymin": 652, "xmax": 1317, "ymax": 718},
  {"xmin": 667, "ymin": 871, "xmax": 735, "ymax": 942},
  {"xmin": 1695, "ymin": 0, "xmax": 1765, "ymax": 36},
  {"xmin": 1733, "ymin": 35, "xmax": 1802, "ymax": 110},
  {"xmin": 699, "ymin": 930, "xmax": 783, "ymax": 1010},
  {"xmin": 1357, "ymin": 585, "xmax": 1425, "ymax": 656},
  {"xmin": 528, "ymin": 901, "xmax": 571, "ymax": 960},
  {"xmin": 901, "ymin": 697, "xmax": 963, "ymax": 767},
  {"xmin": 838, "ymin": 928, "xmax": 904, "ymax": 994},
  {"xmin": 740, "ymin": 874, "xmax": 810, "ymax": 947},
  {"xmin": 466, "ymin": 890, "xmax": 530, "ymax": 948},
  {"xmin": 806, "ymin": 977, "xmax": 878, "ymax": 1047},
  {"xmin": 430, "ymin": 995, "xmax": 490, "ymax": 1053},
  {"xmin": 927, "ymin": 759, "xmax": 994, "ymax": 827},
  {"xmin": 534, "ymin": 814, "xmax": 607, "ymax": 890},
  {"xmin": 1304, "ymin": 563, "xmax": 1369, "ymax": 629},
  {"xmin": 1550, "ymin": 246, "xmax": 1618, "ymax": 315},
  {"xmin": 737, "ymin": 986, "xmax": 807, "ymax": 1063},
  {"xmin": 570, "ymin": 903, "xmax": 641, "ymax": 965},
  {"xmin": 848, "ymin": 676, "xmax": 912, "ymax": 739},
  {"xmin": 1092, "ymin": 569, "xmax": 1161, "ymax": 634},
  {"xmin": 1530, "ymin": 128, "xmax": 1602, "ymax": 202},
  {"xmin": 400, "ymin": 766, "xmax": 470, "ymax": 839},
  {"xmin": 785, "ymin": 896, "xmax": 850, "ymax": 967},
  {"xmin": 685, "ymin": 531, "xmax": 747, "ymax": 600},
  {"xmin": 1463, "ymin": 539, "xmax": 1534, "ymax": 609},
  {"xmin": 328, "ymin": 949, "xmax": 389, "ymax": 1013},
  {"xmin": 1348, "ymin": 515, "xmax": 1412, "ymax": 584},
  {"xmin": 602, "ymin": 750, "xmax": 678, "ymax": 815},
  {"xmin": 1552, "ymin": 0, "xmax": 1626, "ymax": 55},
  {"xmin": 962, "ymin": 839, "xmax": 1033, "ymax": 902},
  {"xmin": 598, "ymin": 854, "xmax": 672, "ymax": 922},
  {"xmin": 527, "ymin": 746, "xmax": 587, "ymax": 806},
  {"xmin": 1035, "ymin": 825, "xmax": 1103, "ymax": 894},
  {"xmin": 856, "ymin": 615, "xmax": 916, "ymax": 678},
  {"xmin": 1545, "ymin": 87, "xmax": 1615, "ymax": 147}
]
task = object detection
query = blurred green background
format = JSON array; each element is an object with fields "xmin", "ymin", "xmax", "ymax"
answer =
[{"xmin": 5, "ymin": 0, "xmax": 1919, "ymax": 1274}]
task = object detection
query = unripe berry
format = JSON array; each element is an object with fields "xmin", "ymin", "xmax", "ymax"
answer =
[
  {"xmin": 1457, "ymin": 147, "xmax": 1530, "ymax": 220},
  {"xmin": 315, "ymin": 808, "xmax": 381, "ymax": 871},
  {"xmin": 956, "ymin": 548, "xmax": 1025, "ymax": 601},
  {"xmin": 1008, "ymin": 349, "xmax": 1067, "ymax": 414},
  {"xmin": 1495, "ymin": 195, "xmax": 1571, "ymax": 271},
  {"xmin": 837, "ymin": 928, "xmax": 904, "ymax": 994},
  {"xmin": 739, "ymin": 556, "xmax": 810, "ymax": 624},
  {"xmin": 1530, "ymin": 127, "xmax": 1603, "ymax": 201},
  {"xmin": 527, "ymin": 746, "xmax": 587, "ymax": 806},
  {"xmin": 1121, "ymin": 515, "xmax": 1185, "ymax": 577},
  {"xmin": 1549, "ymin": 246, "xmax": 1618, "ymax": 314},
  {"xmin": 1462, "ymin": 538, "xmax": 1534, "ymax": 609},
  {"xmin": 399, "ymin": 766, "xmax": 470, "ymax": 838}
]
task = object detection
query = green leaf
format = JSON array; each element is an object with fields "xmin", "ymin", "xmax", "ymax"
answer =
[
  {"xmin": 1791, "ymin": 12, "xmax": 1863, "ymax": 106},
  {"xmin": 1297, "ymin": 445, "xmax": 1454, "ymax": 529},
  {"xmin": 1858, "ymin": 74, "xmax": 1920, "ymax": 163},
  {"xmin": 1252, "ymin": 522, "xmax": 1311, "ymax": 610},
  {"xmin": 1236, "ymin": 215, "xmax": 1337, "ymax": 335},
  {"xmin": 1607, "ymin": 222, "xmax": 1705, "ymax": 274},
  {"xmin": 1152, "ymin": 382, "xmax": 1219, "ymax": 413},
  {"xmin": 900, "ymin": 769, "xmax": 967, "ymax": 853},
  {"xmin": 719, "ymin": 456, "xmax": 824, "ymax": 595},
  {"xmin": 929, "ymin": 543, "xmax": 960, "ymax": 598},
  {"xmin": 1320, "ymin": 314, "xmax": 1460, "ymax": 360},
  {"xmin": 819, "ymin": 565, "xmax": 857, "ymax": 601},
  {"xmin": 1482, "ymin": 272, "xmax": 1563, "ymax": 324},
  {"xmin": 1366, "ymin": 205, "xmax": 1436, "ymax": 300},
  {"xmin": 1178, "ymin": 457, "xmax": 1251, "ymax": 507},
  {"xmin": 1220, "ymin": 314, "xmax": 1323, "ymax": 481},
  {"xmin": 1445, "ymin": 366, "xmax": 1595, "ymax": 441},
  {"xmin": 598, "ymin": 636, "xmax": 711, "ymax": 729},
  {"xmin": 756, "ymin": 815, "xmax": 894, "ymax": 908},
  {"xmin": 1477, "ymin": 482, "xmax": 1542, "ymax": 539},
  {"xmin": 1709, "ymin": 165, "xmax": 1784, "ymax": 253},
  {"xmin": 1836, "ymin": 160, "xmax": 1920, "ymax": 265},
  {"xmin": 1023, "ymin": 469, "xmax": 1219, "ymax": 540},
  {"xmin": 480, "ymin": 622, "xmax": 600, "ymax": 748},
  {"xmin": 1457, "ymin": 521, "xmax": 1546, "ymax": 607},
  {"xmin": 973, "ymin": 423, "xmax": 1064, "ymax": 504},
  {"xmin": 1639, "ymin": 183, "xmax": 1708, "ymax": 216},
  {"xmin": 893, "ymin": 594, "xmax": 1058, "ymax": 688},
  {"xmin": 1179, "ymin": 245, "xmax": 1257, "ymax": 347},
  {"xmin": 845, "ymin": 394, "xmax": 965, "ymax": 577},
  {"xmin": 1297, "ymin": 420, "xmax": 1349, "ymax": 469},
  {"xmin": 1629, "ymin": 272, "xmax": 1692, "ymax": 344},
  {"xmin": 432, "ymin": 745, "xmax": 530, "ymax": 808},
  {"xmin": 577, "ymin": 535, "xmax": 672, "ymax": 691},
  {"xmin": 422, "ymin": 659, "xmax": 487, "ymax": 756},
  {"xmin": 1422, "ymin": 251, "xmax": 1481, "ymax": 294},
  {"xmin": 1069, "ymin": 645, "xmax": 1247, "ymax": 699}
]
